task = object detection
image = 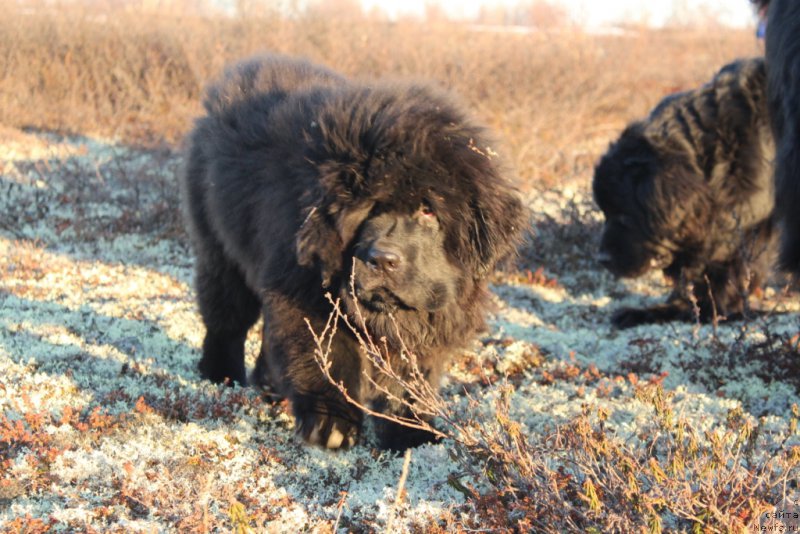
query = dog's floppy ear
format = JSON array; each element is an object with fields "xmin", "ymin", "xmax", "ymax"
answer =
[
  {"xmin": 468, "ymin": 180, "xmax": 527, "ymax": 277},
  {"xmin": 296, "ymin": 199, "xmax": 374, "ymax": 287},
  {"xmin": 434, "ymin": 134, "xmax": 526, "ymax": 278}
]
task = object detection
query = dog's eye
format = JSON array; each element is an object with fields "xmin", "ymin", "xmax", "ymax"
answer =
[
  {"xmin": 414, "ymin": 203, "xmax": 439, "ymax": 230},
  {"xmin": 416, "ymin": 203, "xmax": 437, "ymax": 221}
]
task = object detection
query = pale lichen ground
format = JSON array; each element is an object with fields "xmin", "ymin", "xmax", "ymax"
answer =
[{"xmin": 1, "ymin": 128, "xmax": 799, "ymax": 531}]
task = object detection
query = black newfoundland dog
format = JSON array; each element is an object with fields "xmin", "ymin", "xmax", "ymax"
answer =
[
  {"xmin": 754, "ymin": 0, "xmax": 800, "ymax": 274},
  {"xmin": 181, "ymin": 55, "xmax": 525, "ymax": 449},
  {"xmin": 593, "ymin": 58, "xmax": 776, "ymax": 328}
]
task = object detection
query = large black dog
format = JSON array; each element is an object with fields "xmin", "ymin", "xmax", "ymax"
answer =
[
  {"xmin": 181, "ymin": 55, "xmax": 525, "ymax": 449},
  {"xmin": 593, "ymin": 58, "xmax": 776, "ymax": 328},
  {"xmin": 755, "ymin": 0, "xmax": 800, "ymax": 274}
]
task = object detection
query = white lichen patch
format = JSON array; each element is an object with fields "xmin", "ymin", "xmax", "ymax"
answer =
[{"xmin": 1, "ymin": 129, "xmax": 799, "ymax": 531}]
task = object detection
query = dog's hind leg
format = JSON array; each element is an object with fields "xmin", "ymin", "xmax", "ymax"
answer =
[{"xmin": 194, "ymin": 247, "xmax": 261, "ymax": 385}]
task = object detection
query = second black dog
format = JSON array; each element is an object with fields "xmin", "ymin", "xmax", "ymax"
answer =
[{"xmin": 593, "ymin": 58, "xmax": 776, "ymax": 328}]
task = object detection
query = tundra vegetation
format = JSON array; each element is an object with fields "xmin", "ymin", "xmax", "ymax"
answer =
[{"xmin": 1, "ymin": 2, "xmax": 799, "ymax": 532}]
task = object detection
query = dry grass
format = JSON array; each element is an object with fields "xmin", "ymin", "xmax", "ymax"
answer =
[
  {"xmin": 4, "ymin": 3, "xmax": 794, "ymax": 532},
  {"xmin": 311, "ymin": 282, "xmax": 800, "ymax": 532},
  {"xmin": 0, "ymin": 1, "xmax": 762, "ymax": 188}
]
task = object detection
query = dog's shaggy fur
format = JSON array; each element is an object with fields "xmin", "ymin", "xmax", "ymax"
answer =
[
  {"xmin": 181, "ymin": 55, "xmax": 525, "ymax": 449},
  {"xmin": 754, "ymin": 0, "xmax": 800, "ymax": 274},
  {"xmin": 593, "ymin": 58, "xmax": 776, "ymax": 328}
]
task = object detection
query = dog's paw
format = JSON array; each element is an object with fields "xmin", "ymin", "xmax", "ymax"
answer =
[
  {"xmin": 376, "ymin": 421, "xmax": 441, "ymax": 451},
  {"xmin": 611, "ymin": 306, "xmax": 657, "ymax": 329},
  {"xmin": 612, "ymin": 303, "xmax": 691, "ymax": 328},
  {"xmin": 295, "ymin": 405, "xmax": 361, "ymax": 450}
]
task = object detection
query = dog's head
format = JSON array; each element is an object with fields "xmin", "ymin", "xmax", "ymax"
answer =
[
  {"xmin": 592, "ymin": 123, "xmax": 712, "ymax": 278},
  {"xmin": 349, "ymin": 203, "xmax": 460, "ymax": 313},
  {"xmin": 294, "ymin": 84, "xmax": 526, "ymax": 316}
]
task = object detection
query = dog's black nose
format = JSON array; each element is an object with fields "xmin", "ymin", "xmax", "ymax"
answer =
[{"xmin": 366, "ymin": 247, "xmax": 401, "ymax": 272}]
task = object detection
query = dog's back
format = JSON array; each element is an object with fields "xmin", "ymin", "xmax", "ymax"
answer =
[
  {"xmin": 643, "ymin": 58, "xmax": 772, "ymax": 219},
  {"xmin": 645, "ymin": 59, "xmax": 770, "ymax": 176},
  {"xmin": 201, "ymin": 53, "xmax": 346, "ymax": 117}
]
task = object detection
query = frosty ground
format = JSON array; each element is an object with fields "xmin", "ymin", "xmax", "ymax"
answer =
[{"xmin": 1, "ymin": 128, "xmax": 800, "ymax": 531}]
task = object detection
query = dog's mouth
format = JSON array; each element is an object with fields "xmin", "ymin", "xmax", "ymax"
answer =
[
  {"xmin": 352, "ymin": 285, "xmax": 412, "ymax": 313},
  {"xmin": 350, "ymin": 256, "xmax": 418, "ymax": 312}
]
